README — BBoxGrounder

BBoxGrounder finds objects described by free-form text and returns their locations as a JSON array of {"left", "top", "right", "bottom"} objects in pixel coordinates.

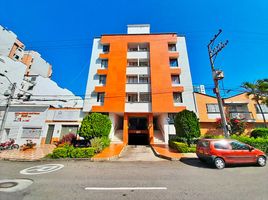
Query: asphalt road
[{"left": 0, "top": 159, "right": 267, "bottom": 200}]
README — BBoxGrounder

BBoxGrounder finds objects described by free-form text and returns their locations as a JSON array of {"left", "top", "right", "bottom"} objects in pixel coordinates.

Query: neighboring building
[
  {"left": 84, "top": 24, "right": 196, "bottom": 144},
  {"left": 195, "top": 92, "right": 268, "bottom": 135},
  {"left": 0, "top": 24, "right": 82, "bottom": 144}
]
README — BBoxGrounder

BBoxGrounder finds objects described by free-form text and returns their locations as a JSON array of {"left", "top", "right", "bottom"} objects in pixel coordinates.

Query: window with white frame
[
  {"left": 139, "top": 59, "right": 149, "bottom": 67},
  {"left": 101, "top": 59, "right": 108, "bottom": 68},
  {"left": 139, "top": 93, "right": 151, "bottom": 102},
  {"left": 128, "top": 43, "right": 149, "bottom": 52},
  {"left": 97, "top": 92, "right": 105, "bottom": 102},
  {"left": 255, "top": 104, "right": 268, "bottom": 113},
  {"left": 99, "top": 75, "right": 106, "bottom": 85},
  {"left": 127, "top": 75, "right": 138, "bottom": 83},
  {"left": 168, "top": 43, "right": 176, "bottom": 51},
  {"left": 173, "top": 92, "right": 183, "bottom": 103},
  {"left": 126, "top": 93, "right": 138, "bottom": 102},
  {"left": 171, "top": 75, "right": 180, "bottom": 84},
  {"left": 139, "top": 75, "right": 149, "bottom": 83},
  {"left": 206, "top": 104, "right": 220, "bottom": 113}
]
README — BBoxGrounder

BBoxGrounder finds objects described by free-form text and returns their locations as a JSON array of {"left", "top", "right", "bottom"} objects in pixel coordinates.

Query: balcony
[{"left": 229, "top": 112, "right": 255, "bottom": 121}]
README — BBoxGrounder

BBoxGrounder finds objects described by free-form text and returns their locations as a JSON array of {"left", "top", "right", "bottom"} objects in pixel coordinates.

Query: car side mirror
[{"left": 249, "top": 146, "right": 254, "bottom": 152}]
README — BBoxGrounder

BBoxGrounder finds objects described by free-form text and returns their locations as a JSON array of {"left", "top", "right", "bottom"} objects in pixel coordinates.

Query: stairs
[
  {"left": 153, "top": 130, "right": 165, "bottom": 144},
  {"left": 111, "top": 130, "right": 123, "bottom": 143}
]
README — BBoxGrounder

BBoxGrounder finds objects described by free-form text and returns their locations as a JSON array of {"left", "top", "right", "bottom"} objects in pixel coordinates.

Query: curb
[{"left": 150, "top": 145, "right": 180, "bottom": 161}]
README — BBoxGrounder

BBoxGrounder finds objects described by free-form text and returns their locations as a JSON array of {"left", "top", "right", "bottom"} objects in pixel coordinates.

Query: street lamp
[{"left": 0, "top": 73, "right": 16, "bottom": 142}]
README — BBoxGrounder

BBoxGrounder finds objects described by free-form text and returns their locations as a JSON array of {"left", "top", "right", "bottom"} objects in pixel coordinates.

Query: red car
[{"left": 196, "top": 138, "right": 267, "bottom": 169}]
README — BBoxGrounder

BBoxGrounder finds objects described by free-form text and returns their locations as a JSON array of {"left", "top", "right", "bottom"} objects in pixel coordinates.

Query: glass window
[
  {"left": 230, "top": 141, "right": 249, "bottom": 150},
  {"left": 197, "top": 140, "right": 210, "bottom": 148},
  {"left": 99, "top": 75, "right": 106, "bottom": 85},
  {"left": 139, "top": 59, "right": 149, "bottom": 67},
  {"left": 127, "top": 59, "right": 138, "bottom": 67},
  {"left": 255, "top": 104, "right": 268, "bottom": 113},
  {"left": 126, "top": 93, "right": 138, "bottom": 102},
  {"left": 206, "top": 104, "right": 220, "bottom": 113},
  {"left": 170, "top": 58, "right": 178, "bottom": 67},
  {"left": 103, "top": 45, "right": 110, "bottom": 53},
  {"left": 139, "top": 93, "right": 151, "bottom": 102},
  {"left": 167, "top": 113, "right": 176, "bottom": 124},
  {"left": 139, "top": 75, "right": 149, "bottom": 83},
  {"left": 213, "top": 142, "right": 230, "bottom": 150},
  {"left": 101, "top": 59, "right": 108, "bottom": 68},
  {"left": 168, "top": 43, "right": 176, "bottom": 51},
  {"left": 97, "top": 92, "right": 105, "bottom": 102},
  {"left": 171, "top": 75, "right": 180, "bottom": 84},
  {"left": 173, "top": 92, "right": 183, "bottom": 103},
  {"left": 127, "top": 75, "right": 138, "bottom": 83}
]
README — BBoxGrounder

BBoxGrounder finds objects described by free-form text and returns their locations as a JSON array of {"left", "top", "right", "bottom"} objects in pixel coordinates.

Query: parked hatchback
[{"left": 196, "top": 138, "right": 267, "bottom": 169}]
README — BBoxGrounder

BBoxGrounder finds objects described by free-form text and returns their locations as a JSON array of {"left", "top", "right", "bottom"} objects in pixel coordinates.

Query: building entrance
[{"left": 128, "top": 117, "right": 149, "bottom": 145}]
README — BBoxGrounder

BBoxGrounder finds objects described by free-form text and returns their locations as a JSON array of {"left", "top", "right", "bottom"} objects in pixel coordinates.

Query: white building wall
[
  {"left": 158, "top": 113, "right": 176, "bottom": 143},
  {"left": 176, "top": 37, "right": 196, "bottom": 113},
  {"left": 83, "top": 38, "right": 103, "bottom": 112},
  {"left": 26, "top": 51, "right": 51, "bottom": 78},
  {"left": 127, "top": 24, "right": 150, "bottom": 34},
  {"left": 0, "top": 25, "right": 17, "bottom": 56},
  {"left": 125, "top": 103, "right": 151, "bottom": 112},
  {"left": 126, "top": 67, "right": 150, "bottom": 75},
  {"left": 125, "top": 84, "right": 150, "bottom": 93},
  {"left": 127, "top": 52, "right": 149, "bottom": 59}
]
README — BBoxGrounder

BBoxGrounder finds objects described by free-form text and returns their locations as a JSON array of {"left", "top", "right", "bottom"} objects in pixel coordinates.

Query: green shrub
[
  {"left": 231, "top": 135, "right": 268, "bottom": 153},
  {"left": 174, "top": 110, "right": 200, "bottom": 146},
  {"left": 250, "top": 128, "right": 268, "bottom": 138},
  {"left": 51, "top": 147, "right": 68, "bottom": 158},
  {"left": 101, "top": 137, "right": 111, "bottom": 148},
  {"left": 169, "top": 140, "right": 196, "bottom": 153},
  {"left": 90, "top": 137, "right": 104, "bottom": 153},
  {"left": 79, "top": 113, "right": 112, "bottom": 140},
  {"left": 70, "top": 147, "right": 95, "bottom": 158}
]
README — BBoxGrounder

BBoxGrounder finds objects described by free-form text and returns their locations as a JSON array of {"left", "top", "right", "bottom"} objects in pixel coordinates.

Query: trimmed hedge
[
  {"left": 50, "top": 144, "right": 96, "bottom": 159},
  {"left": 169, "top": 140, "right": 196, "bottom": 153},
  {"left": 250, "top": 128, "right": 268, "bottom": 139},
  {"left": 231, "top": 135, "right": 268, "bottom": 154}
]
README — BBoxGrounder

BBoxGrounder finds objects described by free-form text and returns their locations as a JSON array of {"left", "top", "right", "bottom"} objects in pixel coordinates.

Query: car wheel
[
  {"left": 257, "top": 156, "right": 266, "bottom": 167},
  {"left": 12, "top": 144, "right": 19, "bottom": 149},
  {"left": 214, "top": 157, "right": 225, "bottom": 169}
]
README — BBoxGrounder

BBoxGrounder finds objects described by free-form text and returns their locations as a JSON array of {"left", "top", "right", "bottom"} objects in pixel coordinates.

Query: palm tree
[{"left": 241, "top": 79, "right": 267, "bottom": 128}]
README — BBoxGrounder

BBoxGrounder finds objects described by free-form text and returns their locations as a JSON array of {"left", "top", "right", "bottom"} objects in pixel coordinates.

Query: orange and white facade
[{"left": 84, "top": 25, "right": 196, "bottom": 145}]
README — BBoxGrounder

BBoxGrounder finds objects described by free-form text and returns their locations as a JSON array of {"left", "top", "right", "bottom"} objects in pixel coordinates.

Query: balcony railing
[{"left": 229, "top": 112, "right": 254, "bottom": 121}]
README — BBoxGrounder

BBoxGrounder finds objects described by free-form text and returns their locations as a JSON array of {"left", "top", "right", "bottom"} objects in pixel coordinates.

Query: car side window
[
  {"left": 198, "top": 141, "right": 209, "bottom": 148},
  {"left": 230, "top": 141, "right": 249, "bottom": 150},
  {"left": 213, "top": 142, "right": 230, "bottom": 150}
]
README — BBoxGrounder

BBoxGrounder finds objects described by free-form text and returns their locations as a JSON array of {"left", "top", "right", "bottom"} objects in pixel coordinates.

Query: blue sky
[{"left": 1, "top": 0, "right": 268, "bottom": 97}]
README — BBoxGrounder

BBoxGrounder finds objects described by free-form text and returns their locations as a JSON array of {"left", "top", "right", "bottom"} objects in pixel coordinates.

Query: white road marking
[
  {"left": 85, "top": 187, "right": 167, "bottom": 190},
  {"left": 20, "top": 164, "right": 64, "bottom": 175}
]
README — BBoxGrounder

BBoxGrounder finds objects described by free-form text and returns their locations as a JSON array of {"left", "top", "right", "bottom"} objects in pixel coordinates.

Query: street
[{"left": 0, "top": 159, "right": 267, "bottom": 200}]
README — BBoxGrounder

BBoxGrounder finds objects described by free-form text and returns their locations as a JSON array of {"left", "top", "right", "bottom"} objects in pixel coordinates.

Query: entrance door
[
  {"left": 128, "top": 117, "right": 149, "bottom": 145},
  {"left": 45, "top": 125, "right": 55, "bottom": 144}
]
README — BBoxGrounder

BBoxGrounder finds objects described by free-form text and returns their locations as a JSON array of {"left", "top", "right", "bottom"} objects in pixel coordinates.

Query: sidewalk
[
  {"left": 92, "top": 143, "right": 125, "bottom": 161},
  {"left": 151, "top": 144, "right": 197, "bottom": 160},
  {"left": 0, "top": 144, "right": 56, "bottom": 161}
]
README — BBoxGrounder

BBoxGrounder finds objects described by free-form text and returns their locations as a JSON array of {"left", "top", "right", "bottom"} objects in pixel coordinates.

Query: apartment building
[
  {"left": 195, "top": 92, "right": 268, "bottom": 135},
  {"left": 84, "top": 24, "right": 196, "bottom": 145}
]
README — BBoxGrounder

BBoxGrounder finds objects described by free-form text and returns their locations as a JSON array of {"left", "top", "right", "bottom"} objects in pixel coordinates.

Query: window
[
  {"left": 126, "top": 93, "right": 138, "bottom": 103},
  {"left": 139, "top": 75, "right": 149, "bottom": 83},
  {"left": 139, "top": 59, "right": 149, "bottom": 67},
  {"left": 139, "top": 93, "right": 151, "bottom": 102},
  {"left": 168, "top": 43, "right": 176, "bottom": 51},
  {"left": 171, "top": 75, "right": 180, "bottom": 84},
  {"left": 213, "top": 141, "right": 230, "bottom": 150},
  {"left": 170, "top": 58, "right": 178, "bottom": 67},
  {"left": 230, "top": 141, "right": 249, "bottom": 150},
  {"left": 14, "top": 55, "right": 20, "bottom": 60},
  {"left": 127, "top": 59, "right": 138, "bottom": 67},
  {"left": 99, "top": 75, "right": 106, "bottom": 85},
  {"left": 101, "top": 59, "right": 108, "bottom": 68},
  {"left": 206, "top": 104, "right": 220, "bottom": 113},
  {"left": 31, "top": 76, "right": 37, "bottom": 81},
  {"left": 127, "top": 75, "right": 138, "bottom": 83},
  {"left": 102, "top": 44, "right": 110, "bottom": 53},
  {"left": 167, "top": 113, "right": 176, "bottom": 124},
  {"left": 255, "top": 104, "right": 268, "bottom": 113},
  {"left": 97, "top": 92, "right": 105, "bottom": 102},
  {"left": 28, "top": 85, "right": 34, "bottom": 91},
  {"left": 173, "top": 92, "right": 183, "bottom": 103},
  {"left": 128, "top": 43, "right": 149, "bottom": 52}
]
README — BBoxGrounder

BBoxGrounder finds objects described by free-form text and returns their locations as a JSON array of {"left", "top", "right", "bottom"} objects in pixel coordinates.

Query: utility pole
[
  {"left": 207, "top": 29, "right": 230, "bottom": 138},
  {"left": 0, "top": 74, "right": 16, "bottom": 141}
]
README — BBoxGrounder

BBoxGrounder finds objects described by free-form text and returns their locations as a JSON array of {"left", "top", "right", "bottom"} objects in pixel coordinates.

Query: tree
[
  {"left": 174, "top": 110, "right": 201, "bottom": 146},
  {"left": 242, "top": 79, "right": 268, "bottom": 128},
  {"left": 79, "top": 113, "right": 112, "bottom": 140}
]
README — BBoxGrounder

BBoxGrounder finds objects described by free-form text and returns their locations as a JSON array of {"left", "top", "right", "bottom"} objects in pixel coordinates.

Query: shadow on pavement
[{"left": 180, "top": 158, "right": 214, "bottom": 169}]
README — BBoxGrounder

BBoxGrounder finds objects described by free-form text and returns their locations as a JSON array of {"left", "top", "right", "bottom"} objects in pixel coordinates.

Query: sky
[{"left": 1, "top": 0, "right": 268, "bottom": 98}]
